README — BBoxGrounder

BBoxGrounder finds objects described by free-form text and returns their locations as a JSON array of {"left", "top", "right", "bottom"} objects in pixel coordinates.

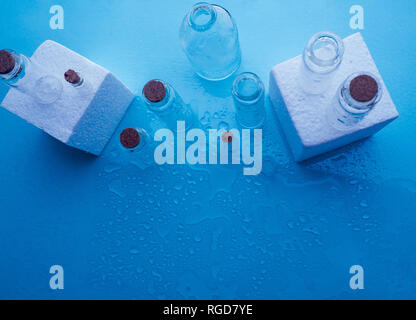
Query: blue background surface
[{"left": 0, "top": 0, "right": 416, "bottom": 299}]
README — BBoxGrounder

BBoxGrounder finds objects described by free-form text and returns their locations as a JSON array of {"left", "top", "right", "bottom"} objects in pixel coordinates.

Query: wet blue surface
[{"left": 1, "top": 0, "right": 416, "bottom": 299}]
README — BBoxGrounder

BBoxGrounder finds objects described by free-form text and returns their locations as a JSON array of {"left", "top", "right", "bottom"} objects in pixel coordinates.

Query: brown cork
[
  {"left": 143, "top": 80, "right": 166, "bottom": 103},
  {"left": 120, "top": 128, "right": 141, "bottom": 149},
  {"left": 349, "top": 75, "right": 378, "bottom": 103},
  {"left": 222, "top": 131, "right": 233, "bottom": 143},
  {"left": 0, "top": 50, "right": 15, "bottom": 74},
  {"left": 64, "top": 69, "right": 81, "bottom": 84}
]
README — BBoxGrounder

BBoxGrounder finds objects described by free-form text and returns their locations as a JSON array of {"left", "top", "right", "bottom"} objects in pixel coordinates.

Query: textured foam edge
[{"left": 34, "top": 40, "right": 109, "bottom": 75}]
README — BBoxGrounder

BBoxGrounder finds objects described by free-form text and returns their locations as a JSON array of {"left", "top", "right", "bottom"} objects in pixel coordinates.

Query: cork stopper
[
  {"left": 64, "top": 69, "right": 81, "bottom": 84},
  {"left": 222, "top": 131, "right": 234, "bottom": 143},
  {"left": 120, "top": 128, "right": 141, "bottom": 149},
  {"left": 0, "top": 50, "right": 15, "bottom": 75},
  {"left": 349, "top": 75, "right": 379, "bottom": 103},
  {"left": 143, "top": 80, "right": 166, "bottom": 103}
]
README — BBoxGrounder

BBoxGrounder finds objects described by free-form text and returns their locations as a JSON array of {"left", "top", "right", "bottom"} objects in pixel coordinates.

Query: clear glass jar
[
  {"left": 328, "top": 72, "right": 382, "bottom": 129},
  {"left": 299, "top": 31, "right": 344, "bottom": 94},
  {"left": 179, "top": 2, "right": 241, "bottom": 81},
  {"left": 142, "top": 79, "right": 196, "bottom": 131},
  {"left": 232, "top": 72, "right": 266, "bottom": 129},
  {"left": 0, "top": 49, "right": 63, "bottom": 104}
]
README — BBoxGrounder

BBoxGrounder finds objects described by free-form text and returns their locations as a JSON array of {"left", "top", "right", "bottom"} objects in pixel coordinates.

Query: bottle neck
[
  {"left": 188, "top": 2, "right": 217, "bottom": 32},
  {"left": 303, "top": 32, "right": 344, "bottom": 75},
  {"left": 232, "top": 72, "right": 265, "bottom": 105}
]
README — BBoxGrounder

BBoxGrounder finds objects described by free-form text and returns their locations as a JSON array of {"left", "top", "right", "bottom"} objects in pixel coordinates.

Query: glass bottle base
[{"left": 195, "top": 58, "right": 241, "bottom": 82}]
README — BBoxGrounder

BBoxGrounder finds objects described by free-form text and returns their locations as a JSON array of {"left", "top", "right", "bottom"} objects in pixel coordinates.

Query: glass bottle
[
  {"left": 64, "top": 69, "right": 92, "bottom": 97},
  {"left": 119, "top": 127, "right": 155, "bottom": 169},
  {"left": 142, "top": 79, "right": 196, "bottom": 131},
  {"left": 328, "top": 72, "right": 382, "bottom": 129},
  {"left": 0, "top": 49, "right": 63, "bottom": 104},
  {"left": 299, "top": 31, "right": 344, "bottom": 95},
  {"left": 179, "top": 2, "right": 241, "bottom": 81},
  {"left": 232, "top": 72, "right": 266, "bottom": 129}
]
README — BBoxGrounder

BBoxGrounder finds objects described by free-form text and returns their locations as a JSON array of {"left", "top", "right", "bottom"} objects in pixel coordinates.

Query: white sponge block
[
  {"left": 1, "top": 40, "right": 134, "bottom": 155},
  {"left": 269, "top": 33, "right": 399, "bottom": 162}
]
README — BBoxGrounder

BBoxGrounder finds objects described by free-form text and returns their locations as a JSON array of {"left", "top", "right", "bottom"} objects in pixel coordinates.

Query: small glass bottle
[
  {"left": 0, "top": 49, "right": 63, "bottom": 104},
  {"left": 142, "top": 79, "right": 196, "bottom": 131},
  {"left": 120, "top": 127, "right": 154, "bottom": 169},
  {"left": 64, "top": 69, "right": 92, "bottom": 96},
  {"left": 328, "top": 72, "right": 382, "bottom": 129},
  {"left": 232, "top": 72, "right": 266, "bottom": 129},
  {"left": 299, "top": 31, "right": 344, "bottom": 95},
  {"left": 179, "top": 2, "right": 241, "bottom": 81}
]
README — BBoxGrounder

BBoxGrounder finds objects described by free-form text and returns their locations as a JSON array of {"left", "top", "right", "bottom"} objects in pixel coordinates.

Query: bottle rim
[
  {"left": 303, "top": 31, "right": 345, "bottom": 73},
  {"left": 232, "top": 72, "right": 264, "bottom": 103},
  {"left": 188, "top": 2, "right": 217, "bottom": 31}
]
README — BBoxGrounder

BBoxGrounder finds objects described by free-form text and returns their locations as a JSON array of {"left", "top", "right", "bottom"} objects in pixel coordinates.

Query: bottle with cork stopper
[
  {"left": 0, "top": 49, "right": 63, "bottom": 104},
  {"left": 119, "top": 127, "right": 155, "bottom": 169},
  {"left": 142, "top": 79, "right": 196, "bottom": 131},
  {"left": 299, "top": 31, "right": 345, "bottom": 95},
  {"left": 64, "top": 69, "right": 92, "bottom": 96},
  {"left": 328, "top": 72, "right": 382, "bottom": 129}
]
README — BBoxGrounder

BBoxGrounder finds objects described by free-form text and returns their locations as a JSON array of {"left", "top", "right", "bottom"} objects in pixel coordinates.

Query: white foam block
[
  {"left": 269, "top": 33, "right": 399, "bottom": 162},
  {"left": 1, "top": 40, "right": 134, "bottom": 155}
]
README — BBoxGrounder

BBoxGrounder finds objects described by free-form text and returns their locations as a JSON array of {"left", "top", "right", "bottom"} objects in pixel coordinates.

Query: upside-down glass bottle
[
  {"left": 0, "top": 49, "right": 63, "bottom": 104},
  {"left": 299, "top": 31, "right": 344, "bottom": 95},
  {"left": 142, "top": 79, "right": 196, "bottom": 131},
  {"left": 232, "top": 72, "right": 266, "bottom": 129},
  {"left": 328, "top": 72, "right": 383, "bottom": 129},
  {"left": 179, "top": 2, "right": 241, "bottom": 81}
]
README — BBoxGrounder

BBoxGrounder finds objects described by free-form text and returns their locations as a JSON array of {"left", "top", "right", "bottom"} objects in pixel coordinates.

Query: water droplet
[
  {"left": 130, "top": 248, "right": 139, "bottom": 255},
  {"left": 108, "top": 179, "right": 126, "bottom": 198}
]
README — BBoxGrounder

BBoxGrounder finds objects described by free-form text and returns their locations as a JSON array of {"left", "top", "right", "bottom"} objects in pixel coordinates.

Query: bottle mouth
[
  {"left": 304, "top": 31, "right": 344, "bottom": 72},
  {"left": 188, "top": 2, "right": 217, "bottom": 31},
  {"left": 232, "top": 72, "right": 264, "bottom": 103}
]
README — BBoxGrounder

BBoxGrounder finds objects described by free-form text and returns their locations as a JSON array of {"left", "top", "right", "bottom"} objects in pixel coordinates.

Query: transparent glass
[
  {"left": 328, "top": 72, "right": 383, "bottom": 130},
  {"left": 0, "top": 50, "right": 63, "bottom": 104},
  {"left": 179, "top": 2, "right": 241, "bottom": 81},
  {"left": 299, "top": 31, "right": 344, "bottom": 94},
  {"left": 142, "top": 80, "right": 196, "bottom": 131},
  {"left": 232, "top": 72, "right": 266, "bottom": 129}
]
